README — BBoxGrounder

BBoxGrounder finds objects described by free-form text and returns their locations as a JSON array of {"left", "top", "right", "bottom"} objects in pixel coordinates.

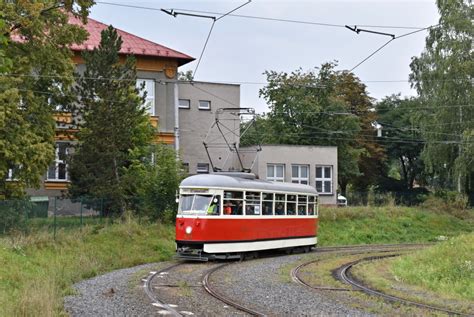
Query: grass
[
  {"left": 286, "top": 251, "right": 432, "bottom": 316},
  {"left": 0, "top": 219, "right": 175, "bottom": 316},
  {"left": 391, "top": 233, "right": 474, "bottom": 301},
  {"left": 352, "top": 254, "right": 473, "bottom": 314},
  {"left": 0, "top": 205, "right": 472, "bottom": 316},
  {"left": 318, "top": 205, "right": 473, "bottom": 246}
]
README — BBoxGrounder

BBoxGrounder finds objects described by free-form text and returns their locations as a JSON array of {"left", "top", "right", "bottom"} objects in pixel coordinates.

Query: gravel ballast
[
  {"left": 64, "top": 263, "right": 170, "bottom": 316},
  {"left": 64, "top": 252, "right": 377, "bottom": 316},
  {"left": 208, "top": 253, "right": 375, "bottom": 316}
]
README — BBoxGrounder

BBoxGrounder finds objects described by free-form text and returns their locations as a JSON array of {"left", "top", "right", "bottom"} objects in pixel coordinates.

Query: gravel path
[
  {"left": 209, "top": 252, "right": 376, "bottom": 316},
  {"left": 150, "top": 262, "right": 247, "bottom": 316},
  {"left": 64, "top": 262, "right": 170, "bottom": 316},
  {"left": 64, "top": 253, "right": 376, "bottom": 316}
]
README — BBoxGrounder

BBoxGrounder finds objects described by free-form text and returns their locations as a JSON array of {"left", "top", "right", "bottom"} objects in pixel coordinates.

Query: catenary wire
[
  {"left": 11, "top": 86, "right": 473, "bottom": 130},
  {"left": 186, "top": 1, "right": 251, "bottom": 77},
  {"left": 349, "top": 26, "right": 437, "bottom": 72},
  {"left": 2, "top": 73, "right": 472, "bottom": 85},
  {"left": 94, "top": 1, "right": 427, "bottom": 30}
]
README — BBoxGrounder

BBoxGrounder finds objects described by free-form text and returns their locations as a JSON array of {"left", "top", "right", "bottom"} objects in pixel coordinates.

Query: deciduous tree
[
  {"left": 409, "top": 0, "right": 473, "bottom": 196},
  {"left": 0, "top": 1, "right": 92, "bottom": 199},
  {"left": 244, "top": 62, "right": 367, "bottom": 194},
  {"left": 376, "top": 95, "right": 425, "bottom": 190}
]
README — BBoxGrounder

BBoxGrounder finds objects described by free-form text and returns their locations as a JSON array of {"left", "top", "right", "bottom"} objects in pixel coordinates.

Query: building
[
  {"left": 178, "top": 81, "right": 241, "bottom": 175},
  {"left": 27, "top": 16, "right": 194, "bottom": 200},
  {"left": 23, "top": 16, "right": 339, "bottom": 207},
  {"left": 240, "top": 145, "right": 338, "bottom": 205}
]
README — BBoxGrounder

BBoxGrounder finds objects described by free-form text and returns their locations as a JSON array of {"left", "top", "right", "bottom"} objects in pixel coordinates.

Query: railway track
[
  {"left": 145, "top": 243, "right": 457, "bottom": 316},
  {"left": 202, "top": 263, "right": 267, "bottom": 317},
  {"left": 337, "top": 255, "right": 471, "bottom": 317},
  {"left": 315, "top": 242, "right": 433, "bottom": 254},
  {"left": 292, "top": 245, "right": 470, "bottom": 316},
  {"left": 143, "top": 263, "right": 185, "bottom": 316},
  {"left": 145, "top": 261, "right": 265, "bottom": 316}
]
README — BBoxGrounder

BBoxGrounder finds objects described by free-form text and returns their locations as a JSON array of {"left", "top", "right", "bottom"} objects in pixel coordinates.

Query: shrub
[{"left": 127, "top": 144, "right": 184, "bottom": 220}]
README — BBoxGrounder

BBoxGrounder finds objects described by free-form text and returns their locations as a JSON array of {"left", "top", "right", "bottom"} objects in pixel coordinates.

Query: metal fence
[{"left": 0, "top": 197, "right": 110, "bottom": 237}]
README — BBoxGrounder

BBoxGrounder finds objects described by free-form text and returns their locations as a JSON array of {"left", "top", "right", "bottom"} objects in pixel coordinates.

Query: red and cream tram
[{"left": 175, "top": 172, "right": 318, "bottom": 260}]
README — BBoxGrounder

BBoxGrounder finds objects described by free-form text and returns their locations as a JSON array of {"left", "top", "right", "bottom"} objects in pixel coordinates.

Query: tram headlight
[{"left": 185, "top": 226, "right": 192, "bottom": 234}]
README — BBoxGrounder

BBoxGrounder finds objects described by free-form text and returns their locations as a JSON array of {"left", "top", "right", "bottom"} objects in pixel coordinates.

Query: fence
[
  {"left": 343, "top": 190, "right": 429, "bottom": 207},
  {"left": 0, "top": 197, "right": 111, "bottom": 237}
]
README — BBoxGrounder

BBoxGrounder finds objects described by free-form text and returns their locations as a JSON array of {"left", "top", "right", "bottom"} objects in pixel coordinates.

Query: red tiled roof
[{"left": 69, "top": 15, "right": 194, "bottom": 66}]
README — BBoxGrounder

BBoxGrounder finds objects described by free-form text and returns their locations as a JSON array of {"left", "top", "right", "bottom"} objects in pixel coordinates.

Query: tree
[
  {"left": 332, "top": 71, "right": 385, "bottom": 193},
  {"left": 0, "top": 1, "right": 92, "bottom": 199},
  {"left": 68, "top": 26, "right": 154, "bottom": 214},
  {"left": 243, "top": 62, "right": 367, "bottom": 195},
  {"left": 126, "top": 144, "right": 185, "bottom": 220},
  {"left": 376, "top": 95, "right": 425, "bottom": 190},
  {"left": 409, "top": 0, "right": 473, "bottom": 196},
  {"left": 178, "top": 70, "right": 194, "bottom": 81}
]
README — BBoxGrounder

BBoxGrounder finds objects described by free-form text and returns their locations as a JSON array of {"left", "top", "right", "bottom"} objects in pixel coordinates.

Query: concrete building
[
  {"left": 178, "top": 81, "right": 241, "bottom": 175},
  {"left": 240, "top": 145, "right": 338, "bottom": 205}
]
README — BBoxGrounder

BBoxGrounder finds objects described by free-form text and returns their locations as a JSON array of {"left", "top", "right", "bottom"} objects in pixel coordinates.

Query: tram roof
[{"left": 180, "top": 174, "right": 318, "bottom": 195}]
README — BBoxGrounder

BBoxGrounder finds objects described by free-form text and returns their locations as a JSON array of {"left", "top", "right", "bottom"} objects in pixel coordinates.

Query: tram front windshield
[{"left": 179, "top": 194, "right": 214, "bottom": 215}]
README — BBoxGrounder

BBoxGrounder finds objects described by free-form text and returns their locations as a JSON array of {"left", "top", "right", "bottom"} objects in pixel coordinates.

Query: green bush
[{"left": 127, "top": 144, "right": 184, "bottom": 220}]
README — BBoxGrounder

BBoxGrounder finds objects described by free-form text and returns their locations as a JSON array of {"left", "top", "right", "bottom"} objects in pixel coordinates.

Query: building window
[
  {"left": 291, "top": 165, "right": 309, "bottom": 184},
  {"left": 47, "top": 143, "right": 69, "bottom": 181},
  {"left": 267, "top": 164, "right": 285, "bottom": 182},
  {"left": 179, "top": 99, "right": 190, "bottom": 109},
  {"left": 316, "top": 165, "right": 332, "bottom": 194},
  {"left": 196, "top": 163, "right": 209, "bottom": 174},
  {"left": 198, "top": 100, "right": 211, "bottom": 110},
  {"left": 136, "top": 79, "right": 155, "bottom": 116}
]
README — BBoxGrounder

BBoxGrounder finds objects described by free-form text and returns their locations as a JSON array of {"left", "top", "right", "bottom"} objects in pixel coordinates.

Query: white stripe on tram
[{"left": 203, "top": 237, "right": 317, "bottom": 253}]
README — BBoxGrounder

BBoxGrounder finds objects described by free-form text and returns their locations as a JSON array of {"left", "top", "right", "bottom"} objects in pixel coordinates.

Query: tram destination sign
[{"left": 182, "top": 188, "right": 210, "bottom": 193}]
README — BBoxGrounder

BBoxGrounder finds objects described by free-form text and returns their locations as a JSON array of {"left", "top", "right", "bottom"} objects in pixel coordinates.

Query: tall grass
[
  {"left": 318, "top": 205, "right": 473, "bottom": 246},
  {"left": 391, "top": 233, "right": 474, "bottom": 300},
  {"left": 0, "top": 219, "right": 175, "bottom": 316}
]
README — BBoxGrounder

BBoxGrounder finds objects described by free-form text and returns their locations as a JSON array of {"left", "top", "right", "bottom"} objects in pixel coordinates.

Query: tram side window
[
  {"left": 298, "top": 195, "right": 307, "bottom": 215},
  {"left": 287, "top": 194, "right": 296, "bottom": 215},
  {"left": 223, "top": 191, "right": 243, "bottom": 215},
  {"left": 275, "top": 194, "right": 285, "bottom": 215},
  {"left": 308, "top": 196, "right": 316, "bottom": 215},
  {"left": 245, "top": 191, "right": 261, "bottom": 215},
  {"left": 262, "top": 193, "right": 273, "bottom": 215}
]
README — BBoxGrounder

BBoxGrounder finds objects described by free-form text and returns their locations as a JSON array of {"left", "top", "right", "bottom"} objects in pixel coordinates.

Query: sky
[{"left": 89, "top": 0, "right": 440, "bottom": 114}]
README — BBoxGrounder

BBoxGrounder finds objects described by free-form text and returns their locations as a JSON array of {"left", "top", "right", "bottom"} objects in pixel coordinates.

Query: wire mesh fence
[{"left": 0, "top": 197, "right": 110, "bottom": 237}]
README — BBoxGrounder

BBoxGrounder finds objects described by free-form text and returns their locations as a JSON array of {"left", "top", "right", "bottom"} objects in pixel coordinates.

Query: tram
[{"left": 175, "top": 172, "right": 319, "bottom": 260}]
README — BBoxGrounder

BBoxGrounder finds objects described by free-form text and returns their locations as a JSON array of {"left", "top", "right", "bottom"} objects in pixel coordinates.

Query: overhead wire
[
  {"left": 2, "top": 73, "right": 471, "bottom": 85},
  {"left": 94, "top": 1, "right": 426, "bottom": 30},
  {"left": 187, "top": 1, "right": 251, "bottom": 77},
  {"left": 349, "top": 25, "right": 437, "bottom": 72},
  {"left": 11, "top": 85, "right": 472, "bottom": 145}
]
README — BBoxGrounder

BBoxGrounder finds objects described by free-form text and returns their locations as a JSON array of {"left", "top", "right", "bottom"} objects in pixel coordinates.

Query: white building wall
[{"left": 240, "top": 145, "right": 338, "bottom": 205}]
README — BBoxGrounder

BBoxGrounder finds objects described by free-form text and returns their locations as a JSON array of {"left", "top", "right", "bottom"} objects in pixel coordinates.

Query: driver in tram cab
[{"left": 207, "top": 196, "right": 220, "bottom": 215}]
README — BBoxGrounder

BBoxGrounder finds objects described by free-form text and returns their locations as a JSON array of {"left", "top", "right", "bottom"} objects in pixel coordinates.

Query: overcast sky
[{"left": 90, "top": 0, "right": 440, "bottom": 113}]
